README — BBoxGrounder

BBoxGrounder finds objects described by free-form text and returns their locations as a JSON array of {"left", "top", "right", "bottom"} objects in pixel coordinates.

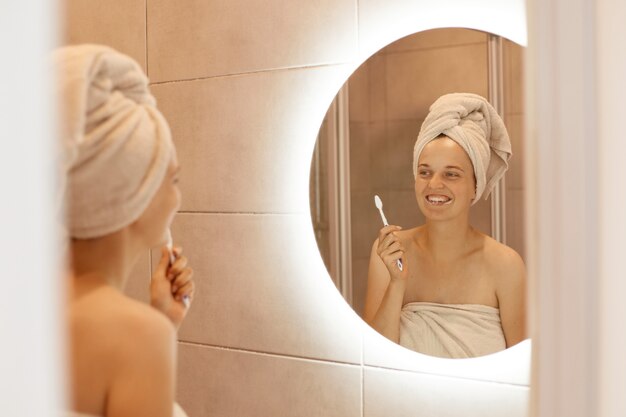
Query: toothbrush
[
  {"left": 374, "top": 195, "right": 403, "bottom": 272},
  {"left": 166, "top": 230, "right": 191, "bottom": 308}
]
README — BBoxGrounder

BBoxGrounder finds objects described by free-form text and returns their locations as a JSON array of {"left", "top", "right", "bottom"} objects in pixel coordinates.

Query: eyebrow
[{"left": 418, "top": 163, "right": 465, "bottom": 172}]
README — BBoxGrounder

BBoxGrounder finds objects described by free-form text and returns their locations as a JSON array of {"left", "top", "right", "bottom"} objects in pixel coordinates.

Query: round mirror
[{"left": 310, "top": 27, "right": 527, "bottom": 358}]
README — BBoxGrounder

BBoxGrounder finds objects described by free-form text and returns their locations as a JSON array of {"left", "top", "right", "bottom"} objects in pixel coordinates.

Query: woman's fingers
[
  {"left": 384, "top": 251, "right": 404, "bottom": 272},
  {"left": 382, "top": 233, "right": 395, "bottom": 248},
  {"left": 377, "top": 225, "right": 402, "bottom": 245},
  {"left": 154, "top": 247, "right": 171, "bottom": 278},
  {"left": 381, "top": 241, "right": 404, "bottom": 262},
  {"left": 377, "top": 234, "right": 401, "bottom": 255},
  {"left": 376, "top": 225, "right": 406, "bottom": 276},
  {"left": 381, "top": 241, "right": 402, "bottom": 255},
  {"left": 167, "top": 255, "right": 189, "bottom": 280},
  {"left": 174, "top": 279, "right": 195, "bottom": 302},
  {"left": 171, "top": 267, "right": 193, "bottom": 293},
  {"left": 377, "top": 225, "right": 402, "bottom": 239},
  {"left": 376, "top": 227, "right": 402, "bottom": 254}
]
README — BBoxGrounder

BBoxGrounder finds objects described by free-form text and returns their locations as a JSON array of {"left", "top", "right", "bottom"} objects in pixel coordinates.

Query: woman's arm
[
  {"left": 496, "top": 248, "right": 527, "bottom": 347},
  {"left": 363, "top": 226, "right": 409, "bottom": 343}
]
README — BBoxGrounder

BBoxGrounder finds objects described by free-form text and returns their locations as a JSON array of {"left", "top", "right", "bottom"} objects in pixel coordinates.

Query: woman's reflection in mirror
[{"left": 363, "top": 93, "right": 526, "bottom": 359}]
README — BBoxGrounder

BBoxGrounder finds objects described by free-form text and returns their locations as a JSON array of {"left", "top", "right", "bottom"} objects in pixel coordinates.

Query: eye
[
  {"left": 418, "top": 170, "right": 431, "bottom": 178},
  {"left": 445, "top": 172, "right": 460, "bottom": 178}
]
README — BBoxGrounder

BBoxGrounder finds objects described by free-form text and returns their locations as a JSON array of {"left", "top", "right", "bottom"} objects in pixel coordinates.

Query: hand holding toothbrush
[
  {"left": 150, "top": 233, "right": 195, "bottom": 329},
  {"left": 166, "top": 230, "right": 191, "bottom": 310},
  {"left": 374, "top": 195, "right": 407, "bottom": 280}
]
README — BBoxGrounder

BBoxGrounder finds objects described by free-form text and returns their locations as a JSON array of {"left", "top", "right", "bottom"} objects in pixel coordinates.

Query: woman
[
  {"left": 55, "top": 45, "right": 195, "bottom": 416},
  {"left": 363, "top": 93, "right": 526, "bottom": 359}
]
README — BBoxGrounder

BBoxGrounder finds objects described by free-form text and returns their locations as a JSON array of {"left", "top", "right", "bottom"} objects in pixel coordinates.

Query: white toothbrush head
[
  {"left": 374, "top": 195, "right": 383, "bottom": 209},
  {"left": 373, "top": 194, "right": 402, "bottom": 271},
  {"left": 374, "top": 195, "right": 389, "bottom": 226}
]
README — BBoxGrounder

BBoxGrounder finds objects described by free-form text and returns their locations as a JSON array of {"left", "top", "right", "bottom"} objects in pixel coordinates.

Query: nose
[{"left": 428, "top": 172, "right": 445, "bottom": 189}]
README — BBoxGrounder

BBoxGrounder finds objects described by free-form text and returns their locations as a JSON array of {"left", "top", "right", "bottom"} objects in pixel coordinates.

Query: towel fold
[
  {"left": 400, "top": 302, "right": 506, "bottom": 358},
  {"left": 53, "top": 44, "right": 174, "bottom": 238},
  {"left": 412, "top": 93, "right": 512, "bottom": 204}
]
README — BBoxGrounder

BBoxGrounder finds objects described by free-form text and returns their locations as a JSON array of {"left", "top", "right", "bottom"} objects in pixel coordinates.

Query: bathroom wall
[{"left": 63, "top": 1, "right": 529, "bottom": 416}]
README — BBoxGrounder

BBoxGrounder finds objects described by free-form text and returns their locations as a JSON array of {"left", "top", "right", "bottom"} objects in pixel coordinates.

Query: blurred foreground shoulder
[
  {"left": 115, "top": 294, "right": 177, "bottom": 357},
  {"left": 105, "top": 293, "right": 177, "bottom": 417}
]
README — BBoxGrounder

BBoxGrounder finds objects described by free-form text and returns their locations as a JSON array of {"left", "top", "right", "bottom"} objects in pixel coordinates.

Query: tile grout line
[
  {"left": 382, "top": 40, "right": 490, "bottom": 56},
  {"left": 149, "top": 61, "right": 351, "bottom": 86},
  {"left": 178, "top": 340, "right": 362, "bottom": 368},
  {"left": 360, "top": 362, "right": 530, "bottom": 388},
  {"left": 179, "top": 340, "right": 526, "bottom": 385},
  {"left": 177, "top": 341, "right": 527, "bottom": 388}
]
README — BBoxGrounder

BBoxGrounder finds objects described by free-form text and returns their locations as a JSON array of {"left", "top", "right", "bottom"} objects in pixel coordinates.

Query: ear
[{"left": 471, "top": 174, "right": 477, "bottom": 199}]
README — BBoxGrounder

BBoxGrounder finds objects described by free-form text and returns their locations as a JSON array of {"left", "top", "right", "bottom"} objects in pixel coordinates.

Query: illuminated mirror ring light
[{"left": 303, "top": 2, "right": 530, "bottom": 385}]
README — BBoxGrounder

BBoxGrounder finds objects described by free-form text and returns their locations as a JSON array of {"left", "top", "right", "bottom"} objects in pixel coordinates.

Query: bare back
[{"left": 68, "top": 284, "right": 176, "bottom": 417}]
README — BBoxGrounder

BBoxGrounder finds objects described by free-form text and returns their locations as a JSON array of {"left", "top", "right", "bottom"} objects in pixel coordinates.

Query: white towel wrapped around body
[
  {"left": 53, "top": 44, "right": 174, "bottom": 239},
  {"left": 399, "top": 302, "right": 506, "bottom": 358},
  {"left": 413, "top": 93, "right": 512, "bottom": 204}
]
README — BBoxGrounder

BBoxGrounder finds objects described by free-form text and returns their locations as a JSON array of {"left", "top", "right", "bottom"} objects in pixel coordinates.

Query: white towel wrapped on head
[
  {"left": 413, "top": 93, "right": 512, "bottom": 204},
  {"left": 53, "top": 44, "right": 174, "bottom": 239}
]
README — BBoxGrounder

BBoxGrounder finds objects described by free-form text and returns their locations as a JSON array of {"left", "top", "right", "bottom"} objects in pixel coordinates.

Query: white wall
[
  {"left": 597, "top": 1, "right": 626, "bottom": 415},
  {"left": 527, "top": 0, "right": 626, "bottom": 416},
  {"left": 0, "top": 1, "right": 64, "bottom": 416}
]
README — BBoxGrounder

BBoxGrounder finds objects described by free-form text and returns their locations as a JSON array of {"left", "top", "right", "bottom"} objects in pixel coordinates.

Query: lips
[{"left": 425, "top": 194, "right": 452, "bottom": 205}]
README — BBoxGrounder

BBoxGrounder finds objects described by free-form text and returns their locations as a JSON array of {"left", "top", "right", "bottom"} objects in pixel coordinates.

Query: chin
[{"left": 150, "top": 230, "right": 169, "bottom": 249}]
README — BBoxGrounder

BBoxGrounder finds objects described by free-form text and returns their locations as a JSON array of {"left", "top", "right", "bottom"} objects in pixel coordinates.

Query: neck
[
  {"left": 419, "top": 215, "right": 474, "bottom": 260},
  {"left": 69, "top": 228, "right": 141, "bottom": 297}
]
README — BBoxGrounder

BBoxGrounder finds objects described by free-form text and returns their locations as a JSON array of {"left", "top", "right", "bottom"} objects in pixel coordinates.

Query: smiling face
[{"left": 415, "top": 136, "right": 476, "bottom": 221}]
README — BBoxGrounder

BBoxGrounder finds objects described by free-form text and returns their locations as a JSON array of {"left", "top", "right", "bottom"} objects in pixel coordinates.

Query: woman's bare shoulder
[
  {"left": 70, "top": 286, "right": 175, "bottom": 352},
  {"left": 478, "top": 233, "right": 526, "bottom": 280}
]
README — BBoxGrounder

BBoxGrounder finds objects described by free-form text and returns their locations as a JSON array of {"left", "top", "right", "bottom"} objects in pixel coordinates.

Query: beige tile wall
[
  {"left": 363, "top": 367, "right": 529, "bottom": 417},
  {"left": 62, "top": 0, "right": 147, "bottom": 69},
  {"left": 62, "top": 1, "right": 528, "bottom": 416}
]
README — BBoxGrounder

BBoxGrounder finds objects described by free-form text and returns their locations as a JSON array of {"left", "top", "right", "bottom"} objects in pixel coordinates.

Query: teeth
[{"left": 426, "top": 195, "right": 451, "bottom": 204}]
